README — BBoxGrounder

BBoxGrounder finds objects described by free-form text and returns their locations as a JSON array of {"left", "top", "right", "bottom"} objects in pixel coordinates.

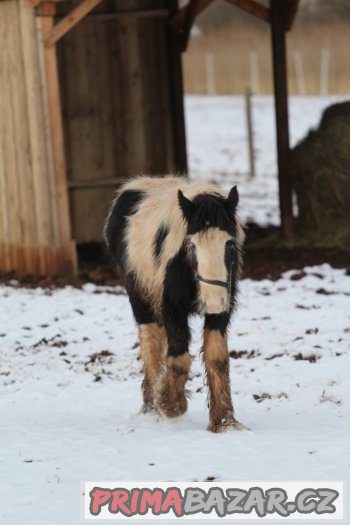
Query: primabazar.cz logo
[{"left": 83, "top": 481, "right": 343, "bottom": 520}]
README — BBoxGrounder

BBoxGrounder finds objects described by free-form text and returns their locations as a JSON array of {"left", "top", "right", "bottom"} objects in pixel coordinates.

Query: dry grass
[{"left": 183, "top": 20, "right": 350, "bottom": 95}]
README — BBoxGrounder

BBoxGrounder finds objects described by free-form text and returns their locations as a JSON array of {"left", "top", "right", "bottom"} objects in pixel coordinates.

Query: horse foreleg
[
  {"left": 203, "top": 316, "right": 246, "bottom": 432},
  {"left": 155, "top": 309, "right": 191, "bottom": 418},
  {"left": 139, "top": 323, "right": 166, "bottom": 413}
]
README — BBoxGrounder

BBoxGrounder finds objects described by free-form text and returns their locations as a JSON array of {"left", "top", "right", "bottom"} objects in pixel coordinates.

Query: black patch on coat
[
  {"left": 179, "top": 192, "right": 238, "bottom": 236},
  {"left": 125, "top": 271, "right": 156, "bottom": 325},
  {"left": 162, "top": 245, "right": 197, "bottom": 356},
  {"left": 104, "top": 189, "right": 145, "bottom": 267},
  {"left": 154, "top": 224, "right": 169, "bottom": 262},
  {"left": 204, "top": 313, "right": 231, "bottom": 335},
  {"left": 224, "top": 238, "right": 240, "bottom": 302}
]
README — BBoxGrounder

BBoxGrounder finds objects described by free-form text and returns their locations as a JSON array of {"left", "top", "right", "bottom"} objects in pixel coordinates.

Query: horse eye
[
  {"left": 225, "top": 239, "right": 236, "bottom": 250},
  {"left": 188, "top": 242, "right": 196, "bottom": 253}
]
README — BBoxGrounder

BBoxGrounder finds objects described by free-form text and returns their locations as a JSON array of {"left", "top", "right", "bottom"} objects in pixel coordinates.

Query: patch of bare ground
[{"left": 1, "top": 232, "right": 349, "bottom": 287}]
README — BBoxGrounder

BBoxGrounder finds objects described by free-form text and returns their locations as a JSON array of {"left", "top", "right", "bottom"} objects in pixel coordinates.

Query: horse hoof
[
  {"left": 140, "top": 402, "right": 158, "bottom": 415},
  {"left": 208, "top": 419, "right": 250, "bottom": 433},
  {"left": 157, "top": 397, "right": 188, "bottom": 418}
]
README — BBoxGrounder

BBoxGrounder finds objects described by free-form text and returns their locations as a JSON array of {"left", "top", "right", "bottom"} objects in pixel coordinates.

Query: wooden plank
[
  {"left": 167, "top": 0, "right": 188, "bottom": 173},
  {"left": 68, "top": 178, "right": 127, "bottom": 190},
  {"left": 36, "top": 2, "right": 57, "bottom": 16},
  {"left": 0, "top": 6, "right": 12, "bottom": 272},
  {"left": 2, "top": 2, "right": 23, "bottom": 272},
  {"left": 11, "top": 0, "right": 43, "bottom": 275},
  {"left": 170, "top": 0, "right": 213, "bottom": 32},
  {"left": 180, "top": 0, "right": 201, "bottom": 51},
  {"left": 139, "top": 16, "right": 174, "bottom": 173},
  {"left": 43, "top": 0, "right": 104, "bottom": 47},
  {"left": 270, "top": 0, "right": 293, "bottom": 237},
  {"left": 20, "top": 0, "right": 56, "bottom": 274},
  {"left": 38, "top": 15, "right": 77, "bottom": 273},
  {"left": 36, "top": 14, "right": 62, "bottom": 274},
  {"left": 107, "top": 17, "right": 129, "bottom": 182},
  {"left": 56, "top": 8, "right": 169, "bottom": 19},
  {"left": 25, "top": 0, "right": 42, "bottom": 7},
  {"left": 95, "top": 20, "right": 116, "bottom": 183},
  {"left": 286, "top": 0, "right": 299, "bottom": 31},
  {"left": 225, "top": 0, "right": 270, "bottom": 23}
]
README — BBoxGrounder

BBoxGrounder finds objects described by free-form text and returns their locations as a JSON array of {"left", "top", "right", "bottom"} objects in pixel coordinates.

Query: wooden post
[
  {"left": 38, "top": 14, "right": 77, "bottom": 274},
  {"left": 167, "top": 0, "right": 188, "bottom": 174},
  {"left": 270, "top": 0, "right": 293, "bottom": 237},
  {"left": 245, "top": 89, "right": 255, "bottom": 178}
]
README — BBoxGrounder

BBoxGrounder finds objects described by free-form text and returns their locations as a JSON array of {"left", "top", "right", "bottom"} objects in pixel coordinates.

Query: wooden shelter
[{"left": 0, "top": 0, "right": 298, "bottom": 276}]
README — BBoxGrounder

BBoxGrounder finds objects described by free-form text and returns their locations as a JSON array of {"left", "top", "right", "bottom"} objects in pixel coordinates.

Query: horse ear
[
  {"left": 178, "top": 190, "right": 194, "bottom": 221},
  {"left": 227, "top": 186, "right": 239, "bottom": 208}
]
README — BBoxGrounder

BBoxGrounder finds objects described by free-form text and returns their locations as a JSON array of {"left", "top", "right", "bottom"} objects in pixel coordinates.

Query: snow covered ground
[
  {"left": 1, "top": 96, "right": 349, "bottom": 524},
  {"left": 186, "top": 95, "right": 348, "bottom": 225},
  {"left": 1, "top": 266, "right": 349, "bottom": 524}
]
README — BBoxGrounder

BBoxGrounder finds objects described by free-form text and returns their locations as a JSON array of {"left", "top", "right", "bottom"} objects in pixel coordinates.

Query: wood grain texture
[
  {"left": 57, "top": 2, "right": 182, "bottom": 242},
  {"left": 0, "top": 2, "right": 76, "bottom": 275},
  {"left": 43, "top": 0, "right": 104, "bottom": 46}
]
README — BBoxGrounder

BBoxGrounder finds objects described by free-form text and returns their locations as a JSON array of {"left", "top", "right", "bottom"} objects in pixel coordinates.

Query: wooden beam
[
  {"left": 25, "top": 0, "right": 43, "bottom": 7},
  {"left": 167, "top": 0, "right": 188, "bottom": 173},
  {"left": 43, "top": 0, "right": 103, "bottom": 47},
  {"left": 286, "top": 0, "right": 299, "bottom": 31},
  {"left": 36, "top": 2, "right": 57, "bottom": 16},
  {"left": 38, "top": 15, "right": 77, "bottom": 273},
  {"left": 181, "top": 0, "right": 201, "bottom": 51},
  {"left": 52, "top": 8, "right": 169, "bottom": 21},
  {"left": 68, "top": 178, "right": 126, "bottom": 190},
  {"left": 270, "top": 0, "right": 294, "bottom": 237},
  {"left": 170, "top": 0, "right": 270, "bottom": 38},
  {"left": 170, "top": 0, "right": 214, "bottom": 32},
  {"left": 224, "top": 0, "right": 270, "bottom": 23}
]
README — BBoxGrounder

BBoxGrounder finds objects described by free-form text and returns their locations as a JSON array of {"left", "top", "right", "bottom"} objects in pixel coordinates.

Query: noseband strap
[{"left": 196, "top": 274, "right": 228, "bottom": 289}]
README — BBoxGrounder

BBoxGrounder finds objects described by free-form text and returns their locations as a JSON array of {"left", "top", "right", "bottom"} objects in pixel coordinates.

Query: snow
[
  {"left": 186, "top": 95, "right": 348, "bottom": 225},
  {"left": 1, "top": 96, "right": 349, "bottom": 524},
  {"left": 1, "top": 265, "right": 349, "bottom": 524}
]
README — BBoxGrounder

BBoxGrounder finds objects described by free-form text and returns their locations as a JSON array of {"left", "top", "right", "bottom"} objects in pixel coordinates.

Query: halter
[
  {"left": 194, "top": 261, "right": 234, "bottom": 297},
  {"left": 188, "top": 238, "right": 238, "bottom": 301},
  {"left": 195, "top": 274, "right": 228, "bottom": 289}
]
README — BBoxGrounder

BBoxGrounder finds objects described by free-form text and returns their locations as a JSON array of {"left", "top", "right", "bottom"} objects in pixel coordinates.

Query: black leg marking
[
  {"left": 204, "top": 312, "right": 231, "bottom": 335},
  {"left": 125, "top": 272, "right": 155, "bottom": 325}
]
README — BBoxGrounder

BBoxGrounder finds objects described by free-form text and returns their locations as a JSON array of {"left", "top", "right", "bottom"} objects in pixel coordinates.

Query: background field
[{"left": 183, "top": 1, "right": 350, "bottom": 95}]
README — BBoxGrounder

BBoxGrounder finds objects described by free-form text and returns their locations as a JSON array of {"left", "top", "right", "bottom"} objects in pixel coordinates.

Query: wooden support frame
[
  {"left": 43, "top": 0, "right": 104, "bottom": 47},
  {"left": 286, "top": 0, "right": 300, "bottom": 31},
  {"left": 170, "top": 0, "right": 298, "bottom": 39},
  {"left": 38, "top": 14, "right": 77, "bottom": 273},
  {"left": 270, "top": 0, "right": 294, "bottom": 237},
  {"left": 170, "top": 0, "right": 213, "bottom": 32},
  {"left": 225, "top": 0, "right": 269, "bottom": 22},
  {"left": 167, "top": 0, "right": 188, "bottom": 173},
  {"left": 180, "top": 0, "right": 202, "bottom": 51}
]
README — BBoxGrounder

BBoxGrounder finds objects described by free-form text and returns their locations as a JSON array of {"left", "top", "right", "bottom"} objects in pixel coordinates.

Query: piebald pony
[{"left": 105, "top": 176, "right": 246, "bottom": 432}]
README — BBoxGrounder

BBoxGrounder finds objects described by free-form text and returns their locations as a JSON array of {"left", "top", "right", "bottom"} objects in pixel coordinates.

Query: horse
[{"left": 104, "top": 176, "right": 246, "bottom": 432}]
